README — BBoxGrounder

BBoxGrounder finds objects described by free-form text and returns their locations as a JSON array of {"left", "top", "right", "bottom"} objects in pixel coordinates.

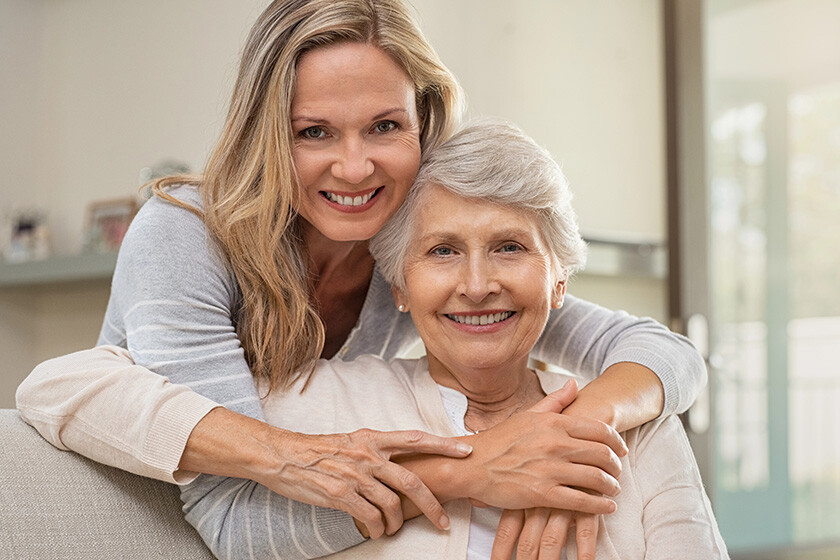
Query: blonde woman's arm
[
  {"left": 16, "top": 345, "right": 216, "bottom": 483},
  {"left": 534, "top": 295, "right": 706, "bottom": 430}
]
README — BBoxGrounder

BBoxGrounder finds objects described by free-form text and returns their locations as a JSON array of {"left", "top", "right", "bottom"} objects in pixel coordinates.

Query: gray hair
[{"left": 370, "top": 119, "right": 587, "bottom": 290}]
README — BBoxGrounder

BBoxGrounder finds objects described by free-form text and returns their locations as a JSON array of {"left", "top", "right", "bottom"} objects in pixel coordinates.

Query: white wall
[{"left": 0, "top": 0, "right": 667, "bottom": 407}]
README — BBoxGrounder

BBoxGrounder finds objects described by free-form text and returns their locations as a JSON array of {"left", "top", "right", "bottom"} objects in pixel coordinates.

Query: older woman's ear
[
  {"left": 552, "top": 278, "right": 567, "bottom": 309},
  {"left": 392, "top": 287, "right": 410, "bottom": 313}
]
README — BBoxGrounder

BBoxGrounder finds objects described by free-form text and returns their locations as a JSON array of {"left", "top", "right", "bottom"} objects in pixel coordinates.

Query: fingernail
[
  {"left": 440, "top": 514, "right": 451, "bottom": 530},
  {"left": 609, "top": 500, "right": 617, "bottom": 513},
  {"left": 456, "top": 443, "right": 473, "bottom": 455}
]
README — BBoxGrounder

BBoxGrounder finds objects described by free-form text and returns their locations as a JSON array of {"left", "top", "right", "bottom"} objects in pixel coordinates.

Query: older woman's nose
[
  {"left": 459, "top": 256, "right": 502, "bottom": 302},
  {"left": 331, "top": 137, "right": 375, "bottom": 184}
]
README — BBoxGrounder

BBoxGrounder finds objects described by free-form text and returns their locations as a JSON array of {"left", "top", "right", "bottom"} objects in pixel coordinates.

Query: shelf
[
  {"left": 581, "top": 237, "right": 667, "bottom": 279},
  {"left": 0, "top": 252, "right": 117, "bottom": 288},
  {"left": 0, "top": 238, "right": 665, "bottom": 289}
]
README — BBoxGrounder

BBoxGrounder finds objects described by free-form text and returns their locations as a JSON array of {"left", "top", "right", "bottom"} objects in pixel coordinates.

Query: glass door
[{"left": 688, "top": 0, "right": 840, "bottom": 554}]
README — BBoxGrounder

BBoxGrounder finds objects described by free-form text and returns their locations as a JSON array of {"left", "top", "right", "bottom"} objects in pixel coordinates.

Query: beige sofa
[{"left": 0, "top": 409, "right": 214, "bottom": 560}]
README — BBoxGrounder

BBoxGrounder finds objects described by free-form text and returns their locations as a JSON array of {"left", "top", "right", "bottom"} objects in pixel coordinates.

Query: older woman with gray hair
[{"left": 252, "top": 119, "right": 730, "bottom": 559}]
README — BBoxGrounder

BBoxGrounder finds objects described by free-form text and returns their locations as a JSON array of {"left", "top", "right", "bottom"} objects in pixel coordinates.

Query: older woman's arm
[{"left": 631, "top": 415, "right": 729, "bottom": 558}]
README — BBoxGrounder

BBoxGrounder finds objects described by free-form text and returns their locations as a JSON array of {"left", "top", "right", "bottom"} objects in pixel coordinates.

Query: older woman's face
[
  {"left": 291, "top": 42, "right": 422, "bottom": 242},
  {"left": 395, "top": 185, "right": 566, "bottom": 375}
]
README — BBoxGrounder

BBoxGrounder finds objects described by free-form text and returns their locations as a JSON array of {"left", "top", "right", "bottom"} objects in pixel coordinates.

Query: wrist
[
  {"left": 561, "top": 394, "right": 617, "bottom": 428},
  {"left": 394, "top": 434, "right": 477, "bottom": 503}
]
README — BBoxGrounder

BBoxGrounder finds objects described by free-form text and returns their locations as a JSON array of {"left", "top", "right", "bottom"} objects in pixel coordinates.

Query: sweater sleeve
[
  {"left": 69, "top": 189, "right": 364, "bottom": 559},
  {"left": 15, "top": 345, "right": 217, "bottom": 483},
  {"left": 531, "top": 294, "right": 707, "bottom": 416},
  {"left": 631, "top": 416, "right": 730, "bottom": 558}
]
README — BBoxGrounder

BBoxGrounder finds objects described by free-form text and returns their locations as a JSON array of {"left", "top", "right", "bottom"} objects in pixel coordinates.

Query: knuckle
[
  {"left": 494, "top": 523, "right": 519, "bottom": 544},
  {"left": 323, "top": 478, "right": 351, "bottom": 498},
  {"left": 382, "top": 492, "right": 401, "bottom": 512},
  {"left": 516, "top": 537, "right": 538, "bottom": 556},
  {"left": 540, "top": 533, "right": 563, "bottom": 550},
  {"left": 577, "top": 525, "right": 596, "bottom": 540},
  {"left": 402, "top": 430, "right": 426, "bottom": 444},
  {"left": 398, "top": 470, "right": 424, "bottom": 493}
]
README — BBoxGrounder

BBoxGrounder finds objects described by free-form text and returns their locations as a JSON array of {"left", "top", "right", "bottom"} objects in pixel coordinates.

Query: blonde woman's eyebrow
[{"left": 291, "top": 107, "right": 410, "bottom": 125}]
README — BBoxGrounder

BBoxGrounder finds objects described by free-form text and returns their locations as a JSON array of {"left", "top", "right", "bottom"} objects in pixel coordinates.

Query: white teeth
[
  {"left": 325, "top": 191, "right": 374, "bottom": 206},
  {"left": 447, "top": 311, "right": 513, "bottom": 326}
]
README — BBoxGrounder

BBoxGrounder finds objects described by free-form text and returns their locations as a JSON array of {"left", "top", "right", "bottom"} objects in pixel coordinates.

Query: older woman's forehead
[{"left": 412, "top": 188, "right": 544, "bottom": 239}]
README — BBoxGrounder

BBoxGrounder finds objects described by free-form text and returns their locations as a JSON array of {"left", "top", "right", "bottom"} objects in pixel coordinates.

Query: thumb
[{"left": 529, "top": 379, "right": 578, "bottom": 413}]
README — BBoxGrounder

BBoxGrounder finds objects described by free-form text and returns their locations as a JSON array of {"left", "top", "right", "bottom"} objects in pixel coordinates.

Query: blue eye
[
  {"left": 499, "top": 243, "right": 522, "bottom": 253},
  {"left": 431, "top": 246, "right": 454, "bottom": 256},
  {"left": 300, "top": 126, "right": 326, "bottom": 139},
  {"left": 373, "top": 121, "right": 398, "bottom": 134}
]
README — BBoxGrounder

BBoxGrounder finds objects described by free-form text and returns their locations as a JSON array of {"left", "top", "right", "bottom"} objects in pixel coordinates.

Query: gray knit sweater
[{"left": 98, "top": 186, "right": 705, "bottom": 559}]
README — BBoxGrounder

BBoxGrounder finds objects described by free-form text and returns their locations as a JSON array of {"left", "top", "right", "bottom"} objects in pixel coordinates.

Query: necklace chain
[{"left": 457, "top": 369, "right": 541, "bottom": 434}]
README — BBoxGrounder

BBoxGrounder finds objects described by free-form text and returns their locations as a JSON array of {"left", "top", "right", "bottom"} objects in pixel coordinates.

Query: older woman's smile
[{"left": 444, "top": 310, "right": 515, "bottom": 327}]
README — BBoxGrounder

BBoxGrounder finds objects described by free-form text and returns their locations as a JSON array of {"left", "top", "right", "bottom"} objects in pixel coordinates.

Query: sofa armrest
[{"left": 0, "top": 409, "right": 213, "bottom": 559}]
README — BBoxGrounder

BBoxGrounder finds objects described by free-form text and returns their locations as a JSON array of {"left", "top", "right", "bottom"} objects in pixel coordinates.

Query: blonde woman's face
[{"left": 291, "top": 43, "right": 422, "bottom": 242}]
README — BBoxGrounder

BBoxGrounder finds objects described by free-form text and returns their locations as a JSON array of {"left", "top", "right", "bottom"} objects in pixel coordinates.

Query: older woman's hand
[
  {"left": 458, "top": 380, "right": 627, "bottom": 515},
  {"left": 491, "top": 508, "right": 598, "bottom": 560}
]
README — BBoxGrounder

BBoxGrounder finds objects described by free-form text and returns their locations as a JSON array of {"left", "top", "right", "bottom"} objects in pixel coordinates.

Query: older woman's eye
[
  {"left": 431, "top": 246, "right": 454, "bottom": 256},
  {"left": 499, "top": 243, "right": 523, "bottom": 253},
  {"left": 299, "top": 126, "right": 326, "bottom": 139},
  {"left": 373, "top": 121, "right": 398, "bottom": 134}
]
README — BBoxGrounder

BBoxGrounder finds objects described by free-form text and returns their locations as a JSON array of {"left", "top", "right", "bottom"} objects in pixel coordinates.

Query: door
[{"left": 673, "top": 0, "right": 840, "bottom": 554}]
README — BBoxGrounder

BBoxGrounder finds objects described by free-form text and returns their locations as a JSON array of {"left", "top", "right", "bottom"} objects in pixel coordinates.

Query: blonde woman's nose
[{"left": 331, "top": 137, "right": 374, "bottom": 184}]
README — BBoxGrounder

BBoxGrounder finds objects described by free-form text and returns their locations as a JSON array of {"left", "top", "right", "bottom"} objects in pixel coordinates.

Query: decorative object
[
  {"left": 83, "top": 197, "right": 140, "bottom": 253},
  {"left": 2, "top": 210, "right": 51, "bottom": 263}
]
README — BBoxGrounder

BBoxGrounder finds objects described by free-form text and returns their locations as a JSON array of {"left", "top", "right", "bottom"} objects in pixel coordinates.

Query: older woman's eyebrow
[{"left": 415, "top": 228, "right": 539, "bottom": 245}]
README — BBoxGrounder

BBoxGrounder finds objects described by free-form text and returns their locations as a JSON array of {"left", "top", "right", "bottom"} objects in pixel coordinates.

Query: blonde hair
[{"left": 151, "top": 0, "right": 462, "bottom": 390}]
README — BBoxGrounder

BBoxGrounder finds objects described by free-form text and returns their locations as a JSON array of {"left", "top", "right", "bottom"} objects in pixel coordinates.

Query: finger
[
  {"left": 355, "top": 475, "right": 406, "bottom": 536},
  {"left": 549, "top": 461, "right": 621, "bottom": 497},
  {"left": 516, "top": 509, "right": 550, "bottom": 560},
  {"left": 565, "top": 417, "right": 628, "bottom": 459},
  {"left": 565, "top": 440, "right": 623, "bottom": 481},
  {"left": 340, "top": 491, "right": 387, "bottom": 539},
  {"left": 374, "top": 461, "right": 450, "bottom": 531},
  {"left": 491, "top": 509, "right": 525, "bottom": 560},
  {"left": 542, "top": 485, "right": 616, "bottom": 515},
  {"left": 529, "top": 380, "right": 578, "bottom": 414},
  {"left": 362, "top": 429, "right": 473, "bottom": 458},
  {"left": 574, "top": 513, "right": 600, "bottom": 560},
  {"left": 538, "top": 510, "right": 572, "bottom": 560}
]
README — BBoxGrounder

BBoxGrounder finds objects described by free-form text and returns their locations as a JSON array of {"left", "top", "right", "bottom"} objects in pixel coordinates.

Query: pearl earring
[{"left": 398, "top": 305, "right": 406, "bottom": 312}]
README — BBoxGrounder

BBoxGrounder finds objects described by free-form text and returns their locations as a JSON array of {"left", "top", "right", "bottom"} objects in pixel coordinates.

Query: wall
[{"left": 0, "top": 0, "right": 667, "bottom": 407}]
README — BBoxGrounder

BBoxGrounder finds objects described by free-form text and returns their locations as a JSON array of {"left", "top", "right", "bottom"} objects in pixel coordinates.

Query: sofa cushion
[{"left": 0, "top": 409, "right": 213, "bottom": 559}]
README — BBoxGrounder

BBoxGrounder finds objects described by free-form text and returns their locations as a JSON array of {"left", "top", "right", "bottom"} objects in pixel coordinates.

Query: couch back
[{"left": 0, "top": 409, "right": 214, "bottom": 560}]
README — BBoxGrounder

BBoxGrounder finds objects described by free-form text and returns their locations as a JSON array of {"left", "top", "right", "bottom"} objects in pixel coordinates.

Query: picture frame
[{"left": 83, "top": 197, "right": 140, "bottom": 253}]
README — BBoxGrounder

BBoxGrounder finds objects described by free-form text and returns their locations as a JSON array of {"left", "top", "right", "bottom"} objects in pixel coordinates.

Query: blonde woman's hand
[
  {"left": 491, "top": 508, "right": 599, "bottom": 560},
  {"left": 260, "top": 428, "right": 472, "bottom": 539}
]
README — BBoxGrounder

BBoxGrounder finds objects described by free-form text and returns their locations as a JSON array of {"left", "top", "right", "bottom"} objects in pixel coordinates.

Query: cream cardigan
[{"left": 262, "top": 354, "right": 730, "bottom": 560}]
